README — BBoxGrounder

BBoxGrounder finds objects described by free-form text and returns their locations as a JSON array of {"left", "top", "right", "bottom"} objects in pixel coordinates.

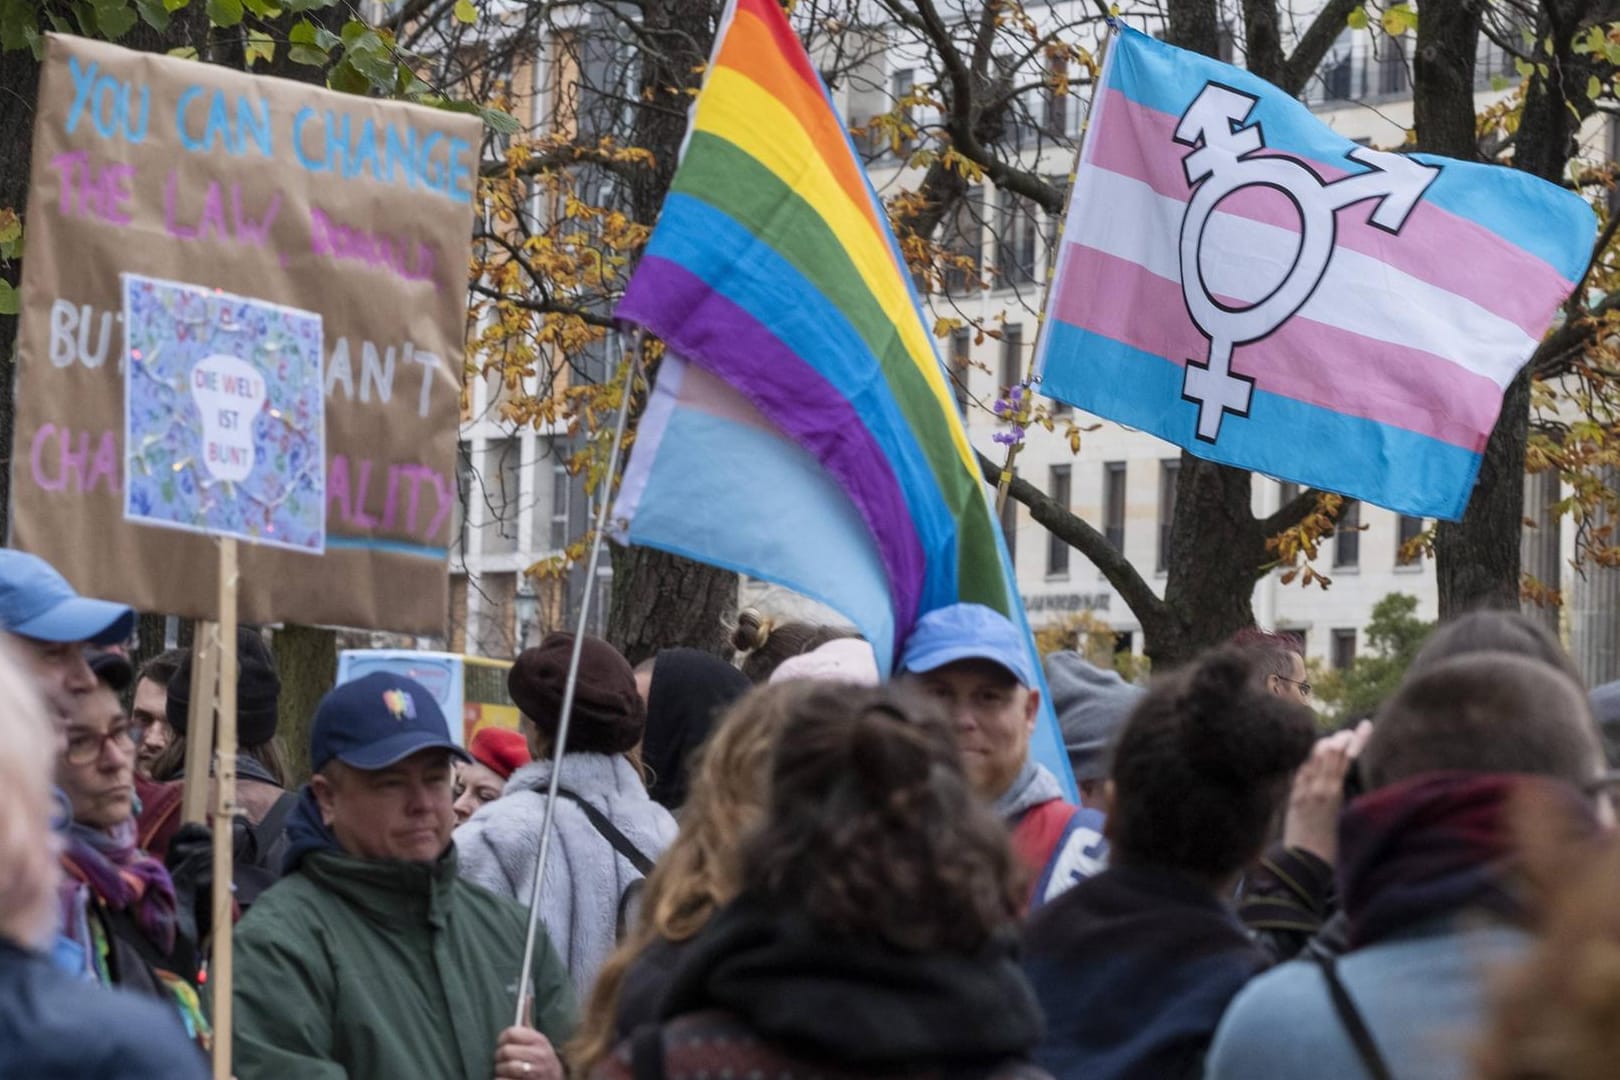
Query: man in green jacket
[{"left": 233, "top": 673, "right": 576, "bottom": 1080}]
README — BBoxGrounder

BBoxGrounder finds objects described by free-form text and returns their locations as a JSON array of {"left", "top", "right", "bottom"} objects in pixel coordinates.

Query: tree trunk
[
  {"left": 273, "top": 624, "right": 336, "bottom": 786},
  {"left": 1154, "top": 458, "right": 1269, "bottom": 668},
  {"left": 600, "top": 0, "right": 739, "bottom": 663},
  {"left": 606, "top": 545, "right": 737, "bottom": 665}
]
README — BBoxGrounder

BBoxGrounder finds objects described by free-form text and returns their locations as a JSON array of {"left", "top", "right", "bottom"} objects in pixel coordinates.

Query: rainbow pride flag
[
  {"left": 1036, "top": 26, "right": 1594, "bottom": 519},
  {"left": 613, "top": 0, "right": 1074, "bottom": 794},
  {"left": 618, "top": 0, "right": 1010, "bottom": 654}
]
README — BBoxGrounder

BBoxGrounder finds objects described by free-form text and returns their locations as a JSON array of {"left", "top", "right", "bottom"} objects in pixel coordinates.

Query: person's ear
[
  {"left": 1103, "top": 779, "right": 1117, "bottom": 816},
  {"left": 311, "top": 771, "right": 338, "bottom": 826},
  {"left": 1023, "top": 687, "right": 1040, "bottom": 734}
]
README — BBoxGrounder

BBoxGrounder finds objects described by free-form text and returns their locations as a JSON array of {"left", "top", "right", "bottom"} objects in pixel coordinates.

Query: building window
[
  {"left": 888, "top": 68, "right": 915, "bottom": 156},
  {"left": 950, "top": 327, "right": 972, "bottom": 408},
  {"left": 550, "top": 462, "right": 571, "bottom": 551},
  {"left": 1396, "top": 514, "right": 1424, "bottom": 566},
  {"left": 1377, "top": 39, "right": 1409, "bottom": 95},
  {"left": 1334, "top": 499, "right": 1361, "bottom": 568},
  {"left": 1157, "top": 459, "right": 1180, "bottom": 573},
  {"left": 1331, "top": 628, "right": 1358, "bottom": 671},
  {"left": 1103, "top": 461, "right": 1126, "bottom": 552},
  {"left": 1000, "top": 324, "right": 1023, "bottom": 395},
  {"left": 940, "top": 187, "right": 983, "bottom": 295},
  {"left": 1318, "top": 30, "right": 1355, "bottom": 101},
  {"left": 1000, "top": 496, "right": 1017, "bottom": 569},
  {"left": 1048, "top": 466, "right": 1071, "bottom": 576},
  {"left": 481, "top": 438, "right": 522, "bottom": 555},
  {"left": 1114, "top": 631, "right": 1134, "bottom": 655},
  {"left": 1044, "top": 50, "right": 1069, "bottom": 135},
  {"left": 996, "top": 189, "right": 1039, "bottom": 289},
  {"left": 1042, "top": 173, "right": 1072, "bottom": 269}
]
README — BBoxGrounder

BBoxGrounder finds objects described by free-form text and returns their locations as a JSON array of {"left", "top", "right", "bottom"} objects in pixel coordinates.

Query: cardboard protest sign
[
  {"left": 124, "top": 275, "right": 326, "bottom": 553},
  {"left": 12, "top": 35, "right": 478, "bottom": 634}
]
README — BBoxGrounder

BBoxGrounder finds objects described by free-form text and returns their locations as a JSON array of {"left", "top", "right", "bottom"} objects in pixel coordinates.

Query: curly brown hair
[{"left": 742, "top": 683, "right": 1023, "bottom": 953}]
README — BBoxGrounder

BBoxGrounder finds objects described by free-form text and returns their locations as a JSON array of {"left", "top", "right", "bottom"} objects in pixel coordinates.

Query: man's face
[
  {"left": 58, "top": 685, "right": 135, "bottom": 830},
  {"left": 131, "top": 676, "right": 173, "bottom": 776},
  {"left": 912, "top": 659, "right": 1039, "bottom": 801},
  {"left": 10, "top": 635, "right": 96, "bottom": 701},
  {"left": 1266, "top": 652, "right": 1312, "bottom": 706},
  {"left": 313, "top": 749, "right": 456, "bottom": 863}
]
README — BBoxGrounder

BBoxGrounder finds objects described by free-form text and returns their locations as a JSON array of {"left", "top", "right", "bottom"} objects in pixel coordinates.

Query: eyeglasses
[
  {"left": 1275, "top": 674, "right": 1313, "bottom": 698},
  {"left": 62, "top": 724, "right": 134, "bottom": 767}
]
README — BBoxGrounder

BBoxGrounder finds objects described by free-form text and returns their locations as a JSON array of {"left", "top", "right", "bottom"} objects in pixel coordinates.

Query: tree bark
[
  {"left": 273, "top": 624, "right": 337, "bottom": 786},
  {"left": 606, "top": 545, "right": 737, "bottom": 666}
]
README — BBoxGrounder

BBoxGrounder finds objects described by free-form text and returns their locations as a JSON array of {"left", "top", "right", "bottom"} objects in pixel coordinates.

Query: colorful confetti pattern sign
[{"left": 123, "top": 275, "right": 325, "bottom": 552}]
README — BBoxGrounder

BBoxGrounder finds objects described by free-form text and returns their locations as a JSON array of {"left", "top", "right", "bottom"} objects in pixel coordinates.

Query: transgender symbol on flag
[{"left": 1175, "top": 83, "right": 1440, "bottom": 441}]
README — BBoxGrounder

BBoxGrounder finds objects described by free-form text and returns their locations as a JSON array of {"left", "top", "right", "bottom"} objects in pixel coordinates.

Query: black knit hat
[
  {"left": 509, "top": 632, "right": 644, "bottom": 756},
  {"left": 167, "top": 628, "right": 282, "bottom": 746}
]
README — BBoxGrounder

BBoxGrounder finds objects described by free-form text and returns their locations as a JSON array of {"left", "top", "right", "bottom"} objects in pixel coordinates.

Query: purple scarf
[
  {"left": 59, "top": 818, "right": 179, "bottom": 957},
  {"left": 1337, "top": 771, "right": 1594, "bottom": 949}
]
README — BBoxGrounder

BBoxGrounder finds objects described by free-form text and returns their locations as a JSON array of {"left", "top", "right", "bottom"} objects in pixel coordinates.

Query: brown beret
[{"left": 508, "top": 632, "right": 645, "bottom": 756}]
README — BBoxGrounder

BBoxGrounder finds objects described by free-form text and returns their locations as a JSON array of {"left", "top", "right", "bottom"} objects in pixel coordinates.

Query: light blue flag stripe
[{"left": 1041, "top": 320, "right": 1483, "bottom": 519}]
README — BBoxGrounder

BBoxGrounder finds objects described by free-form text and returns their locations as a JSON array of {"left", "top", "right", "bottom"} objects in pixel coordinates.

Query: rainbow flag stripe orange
[{"left": 618, "top": 0, "right": 1009, "bottom": 647}]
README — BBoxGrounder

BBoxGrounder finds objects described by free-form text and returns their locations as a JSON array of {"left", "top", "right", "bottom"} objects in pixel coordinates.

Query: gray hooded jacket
[{"left": 454, "top": 752, "right": 677, "bottom": 997}]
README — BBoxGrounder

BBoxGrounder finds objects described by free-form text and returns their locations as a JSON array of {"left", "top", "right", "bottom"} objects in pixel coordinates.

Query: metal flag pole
[
  {"left": 996, "top": 18, "right": 1118, "bottom": 514},
  {"left": 513, "top": 329, "right": 643, "bottom": 1026}
]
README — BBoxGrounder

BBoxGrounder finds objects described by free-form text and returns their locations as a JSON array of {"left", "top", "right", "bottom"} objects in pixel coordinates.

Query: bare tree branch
[
  {"left": 1282, "top": 0, "right": 1363, "bottom": 96},
  {"left": 976, "top": 449, "right": 1169, "bottom": 632}
]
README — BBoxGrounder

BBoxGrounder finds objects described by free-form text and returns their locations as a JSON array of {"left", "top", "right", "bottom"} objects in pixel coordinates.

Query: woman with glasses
[{"left": 55, "top": 676, "right": 208, "bottom": 1046}]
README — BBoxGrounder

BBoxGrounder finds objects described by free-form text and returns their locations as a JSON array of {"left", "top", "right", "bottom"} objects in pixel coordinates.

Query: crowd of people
[{"left": 5, "top": 546, "right": 1620, "bottom": 1079}]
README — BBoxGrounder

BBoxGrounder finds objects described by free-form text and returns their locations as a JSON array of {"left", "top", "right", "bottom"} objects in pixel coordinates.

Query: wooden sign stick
[
  {"left": 180, "top": 622, "right": 219, "bottom": 826},
  {"left": 211, "top": 537, "right": 239, "bottom": 1080}
]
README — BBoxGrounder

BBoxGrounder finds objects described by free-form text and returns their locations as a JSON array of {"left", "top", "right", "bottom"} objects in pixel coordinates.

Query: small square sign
[{"left": 123, "top": 274, "right": 325, "bottom": 553}]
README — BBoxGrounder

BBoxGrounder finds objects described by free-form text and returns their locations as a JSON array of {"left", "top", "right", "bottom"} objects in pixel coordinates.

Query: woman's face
[{"left": 452, "top": 761, "right": 507, "bottom": 825}]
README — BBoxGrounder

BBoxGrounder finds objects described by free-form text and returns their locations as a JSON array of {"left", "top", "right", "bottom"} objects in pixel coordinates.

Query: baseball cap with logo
[
  {"left": 0, "top": 551, "right": 134, "bottom": 646},
  {"left": 310, "top": 672, "right": 472, "bottom": 772},
  {"left": 898, "top": 602, "right": 1039, "bottom": 688}
]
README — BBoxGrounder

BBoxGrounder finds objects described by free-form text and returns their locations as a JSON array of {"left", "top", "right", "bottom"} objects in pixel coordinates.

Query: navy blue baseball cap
[
  {"left": 0, "top": 551, "right": 133, "bottom": 646},
  {"left": 898, "top": 602, "right": 1039, "bottom": 688},
  {"left": 310, "top": 672, "right": 472, "bottom": 772}
]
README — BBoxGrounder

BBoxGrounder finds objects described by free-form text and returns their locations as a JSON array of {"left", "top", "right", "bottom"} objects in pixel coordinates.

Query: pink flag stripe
[
  {"left": 1051, "top": 243, "right": 1498, "bottom": 452},
  {"left": 1087, "top": 88, "right": 1570, "bottom": 340},
  {"left": 674, "top": 358, "right": 781, "bottom": 435}
]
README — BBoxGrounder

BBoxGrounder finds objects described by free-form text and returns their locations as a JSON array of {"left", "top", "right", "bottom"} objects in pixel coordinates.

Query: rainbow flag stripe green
[{"left": 617, "top": 0, "right": 1010, "bottom": 647}]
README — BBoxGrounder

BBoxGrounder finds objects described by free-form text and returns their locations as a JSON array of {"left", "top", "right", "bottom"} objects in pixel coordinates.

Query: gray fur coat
[{"left": 454, "top": 753, "right": 677, "bottom": 997}]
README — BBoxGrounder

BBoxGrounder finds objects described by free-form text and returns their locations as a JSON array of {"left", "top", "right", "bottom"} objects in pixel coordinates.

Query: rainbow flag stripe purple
[{"left": 1035, "top": 25, "right": 1594, "bottom": 519}]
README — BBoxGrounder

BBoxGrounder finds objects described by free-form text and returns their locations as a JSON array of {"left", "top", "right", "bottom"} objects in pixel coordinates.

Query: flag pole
[
  {"left": 512, "top": 329, "right": 642, "bottom": 1026},
  {"left": 996, "top": 19, "right": 1117, "bottom": 514}
]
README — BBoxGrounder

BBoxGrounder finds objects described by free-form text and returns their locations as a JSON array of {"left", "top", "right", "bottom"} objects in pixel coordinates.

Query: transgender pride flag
[{"left": 1035, "top": 25, "right": 1595, "bottom": 519}]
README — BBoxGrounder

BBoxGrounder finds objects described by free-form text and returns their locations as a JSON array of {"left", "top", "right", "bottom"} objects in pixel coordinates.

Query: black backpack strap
[
  {"left": 1312, "top": 951, "right": 1394, "bottom": 1080},
  {"left": 629, "top": 1023, "right": 665, "bottom": 1080},
  {"left": 253, "top": 791, "right": 298, "bottom": 855},
  {"left": 554, "top": 788, "right": 655, "bottom": 875}
]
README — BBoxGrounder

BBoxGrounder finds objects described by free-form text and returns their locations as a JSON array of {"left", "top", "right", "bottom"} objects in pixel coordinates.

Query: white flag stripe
[{"left": 1065, "top": 166, "right": 1538, "bottom": 390}]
